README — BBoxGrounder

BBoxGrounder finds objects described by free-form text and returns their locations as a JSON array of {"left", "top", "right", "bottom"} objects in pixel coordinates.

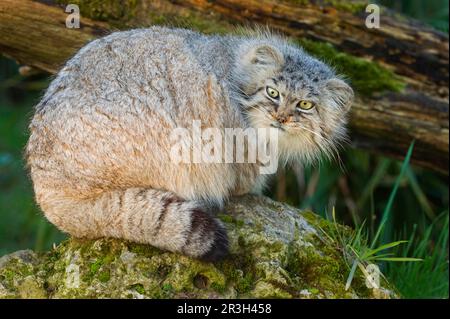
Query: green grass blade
[
  {"left": 345, "top": 260, "right": 359, "bottom": 290},
  {"left": 357, "top": 159, "right": 390, "bottom": 209},
  {"left": 377, "top": 257, "right": 423, "bottom": 262},
  {"left": 363, "top": 240, "right": 408, "bottom": 259},
  {"left": 405, "top": 167, "right": 436, "bottom": 220},
  {"left": 371, "top": 141, "right": 415, "bottom": 248},
  {"left": 366, "top": 253, "right": 394, "bottom": 261}
]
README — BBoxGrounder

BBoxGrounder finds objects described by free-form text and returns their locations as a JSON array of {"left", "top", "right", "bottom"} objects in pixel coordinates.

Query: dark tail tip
[
  {"left": 186, "top": 208, "right": 229, "bottom": 262},
  {"left": 199, "top": 223, "right": 229, "bottom": 262}
]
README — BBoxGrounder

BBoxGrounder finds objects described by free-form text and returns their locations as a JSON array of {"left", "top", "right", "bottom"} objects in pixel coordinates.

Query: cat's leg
[{"left": 40, "top": 188, "right": 228, "bottom": 261}]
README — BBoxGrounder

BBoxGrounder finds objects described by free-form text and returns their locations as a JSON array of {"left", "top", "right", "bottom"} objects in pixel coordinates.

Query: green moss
[
  {"left": 131, "top": 283, "right": 146, "bottom": 295},
  {"left": 297, "top": 39, "right": 405, "bottom": 96},
  {"left": 0, "top": 260, "right": 35, "bottom": 286},
  {"left": 283, "top": 0, "right": 367, "bottom": 13},
  {"left": 128, "top": 243, "right": 162, "bottom": 256},
  {"left": 147, "top": 12, "right": 232, "bottom": 35},
  {"left": 218, "top": 214, "right": 234, "bottom": 224},
  {"left": 162, "top": 283, "right": 173, "bottom": 291},
  {"left": 228, "top": 268, "right": 254, "bottom": 294},
  {"left": 56, "top": 0, "right": 138, "bottom": 25},
  {"left": 17, "top": 277, "right": 47, "bottom": 299},
  {"left": 321, "top": 0, "right": 367, "bottom": 14},
  {"left": 299, "top": 211, "right": 384, "bottom": 298},
  {"left": 89, "top": 259, "right": 103, "bottom": 274},
  {"left": 285, "top": 243, "right": 350, "bottom": 297},
  {"left": 218, "top": 214, "right": 244, "bottom": 227},
  {"left": 98, "top": 270, "right": 111, "bottom": 283}
]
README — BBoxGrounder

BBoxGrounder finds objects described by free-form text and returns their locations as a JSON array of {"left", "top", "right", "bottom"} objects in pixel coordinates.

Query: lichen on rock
[{"left": 0, "top": 195, "right": 397, "bottom": 299}]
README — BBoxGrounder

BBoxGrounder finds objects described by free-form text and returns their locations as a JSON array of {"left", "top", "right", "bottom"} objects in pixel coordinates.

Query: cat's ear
[
  {"left": 325, "top": 78, "right": 354, "bottom": 111},
  {"left": 243, "top": 44, "right": 284, "bottom": 67}
]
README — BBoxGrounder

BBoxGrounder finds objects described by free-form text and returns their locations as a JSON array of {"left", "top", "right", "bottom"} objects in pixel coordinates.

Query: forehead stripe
[{"left": 251, "top": 86, "right": 265, "bottom": 96}]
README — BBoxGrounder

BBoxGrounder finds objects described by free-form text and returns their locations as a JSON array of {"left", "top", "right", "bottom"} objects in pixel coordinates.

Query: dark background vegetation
[{"left": 0, "top": 0, "right": 448, "bottom": 298}]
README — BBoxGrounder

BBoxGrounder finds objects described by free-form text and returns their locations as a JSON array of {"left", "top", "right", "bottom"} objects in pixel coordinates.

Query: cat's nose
[
  {"left": 276, "top": 112, "right": 293, "bottom": 124},
  {"left": 270, "top": 111, "right": 291, "bottom": 124},
  {"left": 277, "top": 115, "right": 286, "bottom": 123}
]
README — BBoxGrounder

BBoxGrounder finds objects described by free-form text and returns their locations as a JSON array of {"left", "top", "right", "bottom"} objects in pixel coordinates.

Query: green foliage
[
  {"left": 377, "top": 0, "right": 449, "bottom": 33},
  {"left": 318, "top": 208, "right": 421, "bottom": 292},
  {"left": 314, "top": 141, "right": 428, "bottom": 296},
  {"left": 0, "top": 59, "right": 64, "bottom": 256},
  {"left": 371, "top": 141, "right": 415, "bottom": 247},
  {"left": 386, "top": 213, "right": 449, "bottom": 298}
]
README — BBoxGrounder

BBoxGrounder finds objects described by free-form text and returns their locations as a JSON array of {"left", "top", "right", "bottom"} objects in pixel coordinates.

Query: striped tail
[{"left": 40, "top": 188, "right": 229, "bottom": 261}]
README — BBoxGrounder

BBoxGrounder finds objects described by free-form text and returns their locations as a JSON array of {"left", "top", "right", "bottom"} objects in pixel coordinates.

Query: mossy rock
[{"left": 0, "top": 195, "right": 397, "bottom": 299}]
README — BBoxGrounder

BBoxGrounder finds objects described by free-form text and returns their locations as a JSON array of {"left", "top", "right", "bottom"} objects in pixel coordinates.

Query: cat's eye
[
  {"left": 266, "top": 86, "right": 279, "bottom": 99},
  {"left": 297, "top": 100, "right": 315, "bottom": 111}
]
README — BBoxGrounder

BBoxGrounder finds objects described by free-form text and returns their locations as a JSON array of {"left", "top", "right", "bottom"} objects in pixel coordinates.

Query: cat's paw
[{"left": 183, "top": 207, "right": 229, "bottom": 262}]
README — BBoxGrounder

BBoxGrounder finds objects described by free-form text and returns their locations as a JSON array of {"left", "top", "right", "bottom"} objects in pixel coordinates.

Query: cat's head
[{"left": 232, "top": 38, "right": 354, "bottom": 164}]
